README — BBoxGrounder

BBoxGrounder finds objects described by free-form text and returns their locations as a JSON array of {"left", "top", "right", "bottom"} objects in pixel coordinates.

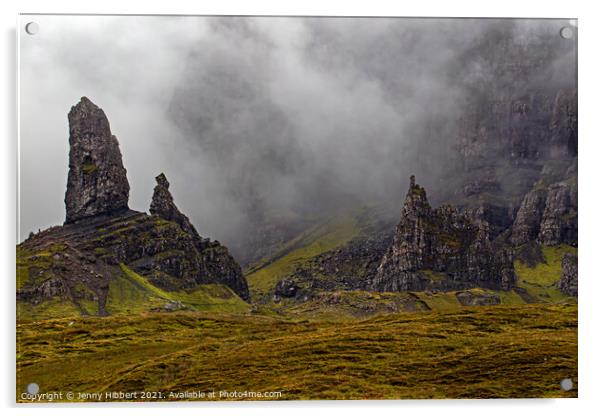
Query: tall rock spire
[
  {"left": 150, "top": 173, "right": 200, "bottom": 239},
  {"left": 64, "top": 97, "right": 130, "bottom": 223}
]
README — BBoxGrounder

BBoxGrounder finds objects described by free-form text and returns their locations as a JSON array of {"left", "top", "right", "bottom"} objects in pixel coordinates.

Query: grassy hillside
[
  {"left": 261, "top": 285, "right": 574, "bottom": 321},
  {"left": 514, "top": 244, "right": 577, "bottom": 302},
  {"left": 17, "top": 303, "right": 577, "bottom": 401},
  {"left": 245, "top": 209, "right": 365, "bottom": 299},
  {"left": 108, "top": 265, "right": 249, "bottom": 314},
  {"left": 17, "top": 264, "right": 249, "bottom": 320}
]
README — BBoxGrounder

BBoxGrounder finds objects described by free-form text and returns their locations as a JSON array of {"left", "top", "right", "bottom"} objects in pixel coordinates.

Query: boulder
[{"left": 274, "top": 279, "right": 300, "bottom": 298}]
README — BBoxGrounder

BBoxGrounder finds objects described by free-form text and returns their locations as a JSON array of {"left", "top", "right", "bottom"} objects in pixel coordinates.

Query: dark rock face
[
  {"left": 372, "top": 177, "right": 516, "bottom": 292},
  {"left": 454, "top": 23, "right": 576, "bottom": 176},
  {"left": 147, "top": 172, "right": 249, "bottom": 300},
  {"left": 510, "top": 188, "right": 548, "bottom": 245},
  {"left": 289, "top": 232, "right": 393, "bottom": 294},
  {"left": 464, "top": 202, "right": 515, "bottom": 240},
  {"left": 65, "top": 97, "right": 130, "bottom": 224},
  {"left": 513, "top": 241, "right": 545, "bottom": 268},
  {"left": 538, "top": 181, "right": 578, "bottom": 246},
  {"left": 150, "top": 173, "right": 201, "bottom": 240},
  {"left": 510, "top": 179, "right": 577, "bottom": 247},
  {"left": 558, "top": 252, "right": 578, "bottom": 297}
]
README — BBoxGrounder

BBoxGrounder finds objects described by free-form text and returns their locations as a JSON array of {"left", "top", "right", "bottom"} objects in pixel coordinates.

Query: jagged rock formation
[
  {"left": 18, "top": 98, "right": 249, "bottom": 316},
  {"left": 510, "top": 188, "right": 548, "bottom": 245},
  {"left": 259, "top": 25, "right": 578, "bottom": 305},
  {"left": 558, "top": 252, "right": 578, "bottom": 297},
  {"left": 372, "top": 177, "right": 516, "bottom": 292},
  {"left": 510, "top": 177, "right": 577, "bottom": 247},
  {"left": 150, "top": 173, "right": 201, "bottom": 240},
  {"left": 65, "top": 97, "right": 130, "bottom": 224},
  {"left": 146, "top": 172, "right": 249, "bottom": 300},
  {"left": 538, "top": 181, "right": 578, "bottom": 246}
]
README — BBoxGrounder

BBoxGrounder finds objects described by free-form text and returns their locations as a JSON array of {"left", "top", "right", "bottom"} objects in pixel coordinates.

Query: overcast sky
[{"left": 18, "top": 16, "right": 575, "bottom": 246}]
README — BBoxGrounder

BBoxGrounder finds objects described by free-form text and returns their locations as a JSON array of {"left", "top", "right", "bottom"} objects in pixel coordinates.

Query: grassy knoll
[{"left": 17, "top": 303, "right": 577, "bottom": 401}]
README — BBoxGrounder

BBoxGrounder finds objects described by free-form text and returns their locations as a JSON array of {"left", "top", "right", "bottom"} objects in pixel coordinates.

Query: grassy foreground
[{"left": 17, "top": 303, "right": 577, "bottom": 402}]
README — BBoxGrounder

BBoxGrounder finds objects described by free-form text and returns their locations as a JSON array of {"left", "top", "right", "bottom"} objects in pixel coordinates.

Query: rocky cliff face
[
  {"left": 538, "top": 181, "right": 578, "bottom": 246},
  {"left": 510, "top": 177, "right": 577, "bottom": 248},
  {"left": 510, "top": 188, "right": 548, "bottom": 246},
  {"left": 18, "top": 98, "right": 249, "bottom": 316},
  {"left": 64, "top": 97, "right": 130, "bottom": 224},
  {"left": 372, "top": 177, "right": 516, "bottom": 292},
  {"left": 454, "top": 23, "right": 576, "bottom": 174},
  {"left": 448, "top": 24, "right": 577, "bottom": 249}
]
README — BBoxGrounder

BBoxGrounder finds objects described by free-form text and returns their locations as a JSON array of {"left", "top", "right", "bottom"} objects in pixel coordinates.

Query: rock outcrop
[
  {"left": 289, "top": 231, "right": 393, "bottom": 294},
  {"left": 65, "top": 97, "right": 130, "bottom": 224},
  {"left": 372, "top": 177, "right": 516, "bottom": 292},
  {"left": 18, "top": 98, "right": 250, "bottom": 316},
  {"left": 456, "top": 291, "right": 501, "bottom": 306},
  {"left": 510, "top": 188, "right": 548, "bottom": 246},
  {"left": 146, "top": 172, "right": 249, "bottom": 299},
  {"left": 274, "top": 279, "right": 300, "bottom": 299},
  {"left": 538, "top": 181, "right": 578, "bottom": 246},
  {"left": 16, "top": 243, "right": 112, "bottom": 316},
  {"left": 510, "top": 179, "right": 577, "bottom": 247},
  {"left": 558, "top": 252, "right": 578, "bottom": 297},
  {"left": 150, "top": 173, "right": 201, "bottom": 240}
]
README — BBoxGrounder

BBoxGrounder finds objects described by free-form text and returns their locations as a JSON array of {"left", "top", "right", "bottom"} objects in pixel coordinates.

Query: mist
[{"left": 19, "top": 16, "right": 576, "bottom": 257}]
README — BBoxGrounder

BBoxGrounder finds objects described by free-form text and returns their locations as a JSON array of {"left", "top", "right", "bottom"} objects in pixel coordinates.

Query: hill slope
[{"left": 17, "top": 303, "right": 577, "bottom": 401}]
